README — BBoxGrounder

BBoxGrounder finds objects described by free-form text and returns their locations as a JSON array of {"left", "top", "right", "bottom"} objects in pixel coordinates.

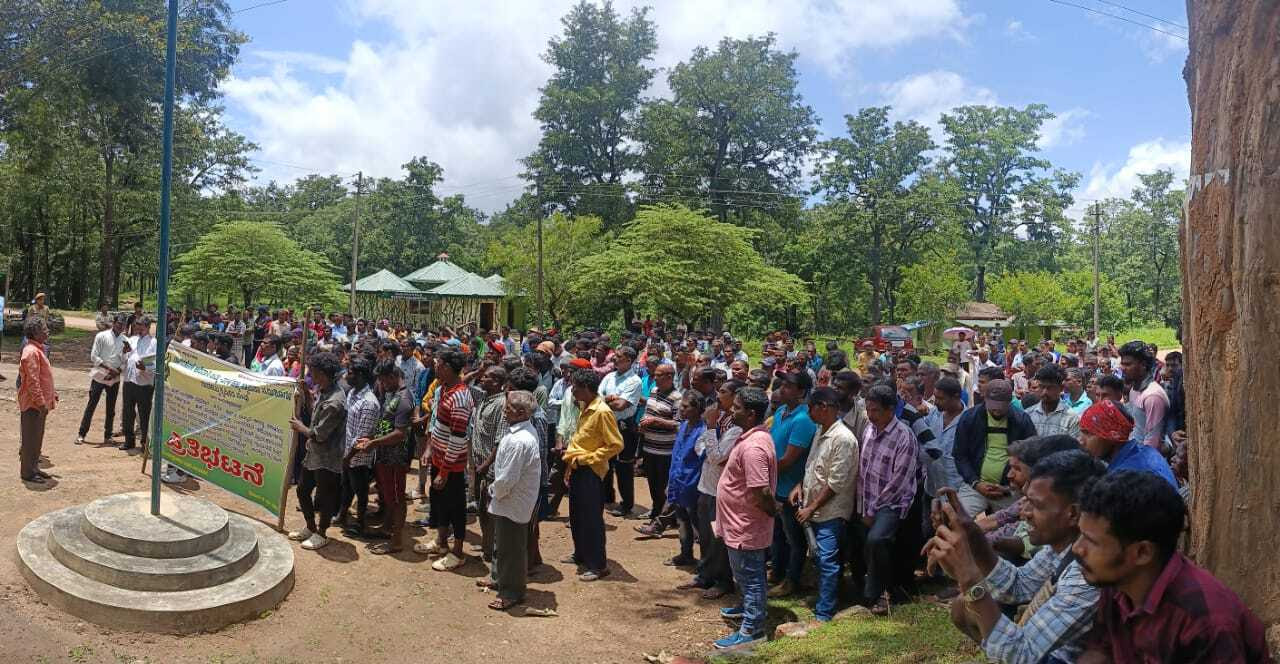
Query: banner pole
[
  {"left": 276, "top": 307, "right": 311, "bottom": 531},
  {"left": 149, "top": 0, "right": 180, "bottom": 516}
]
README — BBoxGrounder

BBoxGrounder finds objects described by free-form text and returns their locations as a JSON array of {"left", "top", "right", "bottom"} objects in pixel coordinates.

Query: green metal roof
[
  {"left": 402, "top": 256, "right": 472, "bottom": 285},
  {"left": 427, "top": 273, "right": 506, "bottom": 298},
  {"left": 343, "top": 269, "right": 423, "bottom": 293}
]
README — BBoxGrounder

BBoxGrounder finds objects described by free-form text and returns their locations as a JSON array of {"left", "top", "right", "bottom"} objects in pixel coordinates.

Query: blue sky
[{"left": 221, "top": 0, "right": 1191, "bottom": 219}]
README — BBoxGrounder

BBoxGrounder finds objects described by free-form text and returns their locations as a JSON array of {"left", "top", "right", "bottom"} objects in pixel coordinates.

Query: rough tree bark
[{"left": 1183, "top": 0, "right": 1280, "bottom": 629}]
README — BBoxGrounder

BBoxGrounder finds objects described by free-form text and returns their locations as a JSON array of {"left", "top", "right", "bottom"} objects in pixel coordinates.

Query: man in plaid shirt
[
  {"left": 926, "top": 450, "right": 1105, "bottom": 664},
  {"left": 853, "top": 383, "right": 921, "bottom": 615}
]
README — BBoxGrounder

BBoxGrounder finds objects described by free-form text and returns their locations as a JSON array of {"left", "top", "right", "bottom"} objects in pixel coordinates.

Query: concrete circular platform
[
  {"left": 82, "top": 491, "right": 230, "bottom": 558},
  {"left": 17, "top": 492, "right": 293, "bottom": 634}
]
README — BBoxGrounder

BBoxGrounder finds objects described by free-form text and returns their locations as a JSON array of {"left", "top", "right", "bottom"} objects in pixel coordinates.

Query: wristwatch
[{"left": 962, "top": 581, "right": 989, "bottom": 603}]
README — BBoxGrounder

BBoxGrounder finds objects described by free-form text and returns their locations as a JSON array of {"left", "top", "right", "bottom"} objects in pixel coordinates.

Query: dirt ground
[{"left": 0, "top": 334, "right": 737, "bottom": 664}]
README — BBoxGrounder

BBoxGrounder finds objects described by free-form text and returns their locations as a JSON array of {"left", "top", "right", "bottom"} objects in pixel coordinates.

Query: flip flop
[
  {"left": 487, "top": 598, "right": 519, "bottom": 611},
  {"left": 366, "top": 542, "right": 402, "bottom": 555}
]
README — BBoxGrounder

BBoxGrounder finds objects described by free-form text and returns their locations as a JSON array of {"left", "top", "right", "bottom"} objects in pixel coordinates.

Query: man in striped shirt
[
  {"left": 854, "top": 383, "right": 921, "bottom": 615},
  {"left": 635, "top": 362, "right": 681, "bottom": 537},
  {"left": 415, "top": 349, "right": 474, "bottom": 571}
]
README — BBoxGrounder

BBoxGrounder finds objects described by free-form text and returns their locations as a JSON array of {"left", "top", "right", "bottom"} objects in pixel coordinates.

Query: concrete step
[
  {"left": 48, "top": 508, "right": 260, "bottom": 592},
  {"left": 17, "top": 507, "right": 294, "bottom": 634},
  {"left": 80, "top": 492, "right": 229, "bottom": 559}
]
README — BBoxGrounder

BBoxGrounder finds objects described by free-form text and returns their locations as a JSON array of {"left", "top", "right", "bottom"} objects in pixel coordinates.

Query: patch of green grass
[
  {"left": 715, "top": 602, "right": 977, "bottom": 664},
  {"left": 51, "top": 327, "right": 92, "bottom": 341},
  {"left": 67, "top": 645, "right": 95, "bottom": 663},
  {"left": 1110, "top": 325, "right": 1178, "bottom": 349}
]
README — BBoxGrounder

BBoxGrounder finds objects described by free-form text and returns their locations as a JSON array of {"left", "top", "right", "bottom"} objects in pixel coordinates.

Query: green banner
[{"left": 160, "top": 343, "right": 297, "bottom": 516}]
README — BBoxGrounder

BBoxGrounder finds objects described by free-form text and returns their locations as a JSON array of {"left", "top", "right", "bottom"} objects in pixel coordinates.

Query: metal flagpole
[{"left": 149, "top": 0, "right": 180, "bottom": 516}]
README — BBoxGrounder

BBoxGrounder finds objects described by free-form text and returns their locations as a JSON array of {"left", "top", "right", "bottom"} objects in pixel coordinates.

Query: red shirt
[{"left": 1086, "top": 553, "right": 1273, "bottom": 663}]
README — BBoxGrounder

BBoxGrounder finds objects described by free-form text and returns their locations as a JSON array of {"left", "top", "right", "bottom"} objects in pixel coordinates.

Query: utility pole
[
  {"left": 1092, "top": 202, "right": 1102, "bottom": 341},
  {"left": 349, "top": 171, "right": 362, "bottom": 316},
  {"left": 535, "top": 177, "right": 544, "bottom": 330}
]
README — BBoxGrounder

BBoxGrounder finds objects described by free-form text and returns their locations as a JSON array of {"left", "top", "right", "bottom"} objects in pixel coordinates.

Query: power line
[
  {"left": 1091, "top": 0, "right": 1187, "bottom": 30},
  {"left": 1045, "top": 0, "right": 1188, "bottom": 40}
]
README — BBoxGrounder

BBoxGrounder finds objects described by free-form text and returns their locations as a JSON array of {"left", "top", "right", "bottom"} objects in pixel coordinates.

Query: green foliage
[
  {"left": 987, "top": 270, "right": 1068, "bottom": 328},
  {"left": 523, "top": 1, "right": 656, "bottom": 228},
  {"left": 637, "top": 34, "right": 817, "bottom": 223},
  {"left": 897, "top": 243, "right": 972, "bottom": 324},
  {"left": 486, "top": 213, "right": 609, "bottom": 328},
  {"left": 572, "top": 205, "right": 806, "bottom": 323},
  {"left": 939, "top": 105, "right": 1079, "bottom": 299},
  {"left": 172, "top": 221, "right": 344, "bottom": 308}
]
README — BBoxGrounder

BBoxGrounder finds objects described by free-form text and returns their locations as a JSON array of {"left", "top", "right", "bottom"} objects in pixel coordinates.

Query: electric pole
[
  {"left": 535, "top": 177, "right": 544, "bottom": 330},
  {"left": 1092, "top": 202, "right": 1102, "bottom": 340},
  {"left": 349, "top": 171, "right": 362, "bottom": 316}
]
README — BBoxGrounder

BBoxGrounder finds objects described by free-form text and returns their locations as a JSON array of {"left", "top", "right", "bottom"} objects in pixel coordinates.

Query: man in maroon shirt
[{"left": 1074, "top": 471, "right": 1273, "bottom": 663}]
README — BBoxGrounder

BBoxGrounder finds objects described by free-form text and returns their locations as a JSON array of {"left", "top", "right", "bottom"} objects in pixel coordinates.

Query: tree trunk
[
  {"left": 1184, "top": 0, "right": 1280, "bottom": 628},
  {"left": 869, "top": 226, "right": 883, "bottom": 325},
  {"left": 99, "top": 151, "right": 119, "bottom": 308},
  {"left": 973, "top": 262, "right": 987, "bottom": 301}
]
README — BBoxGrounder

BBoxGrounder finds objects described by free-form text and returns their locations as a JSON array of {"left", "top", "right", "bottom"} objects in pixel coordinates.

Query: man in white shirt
[
  {"left": 77, "top": 315, "right": 127, "bottom": 445},
  {"left": 485, "top": 390, "right": 543, "bottom": 610},
  {"left": 119, "top": 317, "right": 157, "bottom": 451},
  {"left": 256, "top": 336, "right": 286, "bottom": 377},
  {"left": 1026, "top": 365, "right": 1081, "bottom": 438}
]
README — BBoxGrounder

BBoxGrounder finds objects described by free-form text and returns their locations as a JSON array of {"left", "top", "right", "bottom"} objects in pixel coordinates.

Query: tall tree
[
  {"left": 812, "top": 107, "right": 943, "bottom": 323},
  {"left": 1129, "top": 169, "right": 1183, "bottom": 325},
  {"left": 1184, "top": 0, "right": 1280, "bottom": 626},
  {"left": 523, "top": 0, "right": 656, "bottom": 228},
  {"left": 637, "top": 34, "right": 818, "bottom": 223},
  {"left": 487, "top": 212, "right": 608, "bottom": 328},
  {"left": 939, "top": 104, "right": 1077, "bottom": 299}
]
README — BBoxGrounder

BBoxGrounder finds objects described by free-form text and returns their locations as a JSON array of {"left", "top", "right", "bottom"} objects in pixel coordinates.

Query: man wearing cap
[
  {"left": 767, "top": 370, "right": 817, "bottom": 598},
  {"left": 1078, "top": 399, "right": 1177, "bottom": 488},
  {"left": 953, "top": 379, "right": 1036, "bottom": 517},
  {"left": 77, "top": 314, "right": 127, "bottom": 445}
]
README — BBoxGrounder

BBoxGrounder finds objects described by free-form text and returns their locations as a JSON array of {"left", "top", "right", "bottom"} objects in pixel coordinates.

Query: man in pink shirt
[
  {"left": 1118, "top": 341, "right": 1168, "bottom": 451},
  {"left": 17, "top": 318, "right": 57, "bottom": 483},
  {"left": 713, "top": 386, "right": 777, "bottom": 649}
]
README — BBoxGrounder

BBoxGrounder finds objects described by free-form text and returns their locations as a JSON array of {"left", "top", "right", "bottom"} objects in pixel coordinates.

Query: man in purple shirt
[
  {"left": 1075, "top": 471, "right": 1273, "bottom": 664},
  {"left": 853, "top": 382, "right": 921, "bottom": 615}
]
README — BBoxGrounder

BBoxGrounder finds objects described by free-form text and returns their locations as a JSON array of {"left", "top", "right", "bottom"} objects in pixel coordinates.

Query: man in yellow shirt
[{"left": 561, "top": 367, "right": 623, "bottom": 582}]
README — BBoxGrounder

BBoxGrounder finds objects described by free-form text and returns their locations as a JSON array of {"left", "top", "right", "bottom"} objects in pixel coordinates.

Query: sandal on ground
[
  {"left": 414, "top": 540, "right": 446, "bottom": 556},
  {"left": 488, "top": 597, "right": 520, "bottom": 611},
  {"left": 366, "top": 542, "right": 402, "bottom": 555}
]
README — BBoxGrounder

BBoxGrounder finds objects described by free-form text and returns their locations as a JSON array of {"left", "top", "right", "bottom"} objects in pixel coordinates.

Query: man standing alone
[
  {"left": 18, "top": 318, "right": 56, "bottom": 483},
  {"left": 77, "top": 315, "right": 127, "bottom": 445}
]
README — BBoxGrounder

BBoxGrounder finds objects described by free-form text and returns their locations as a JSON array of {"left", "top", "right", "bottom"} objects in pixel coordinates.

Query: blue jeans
[
  {"left": 770, "top": 501, "right": 807, "bottom": 583},
  {"left": 727, "top": 546, "right": 768, "bottom": 637},
  {"left": 810, "top": 518, "right": 846, "bottom": 620}
]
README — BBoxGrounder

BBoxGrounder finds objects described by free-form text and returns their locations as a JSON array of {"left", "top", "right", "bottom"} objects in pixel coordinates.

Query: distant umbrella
[{"left": 943, "top": 326, "right": 975, "bottom": 340}]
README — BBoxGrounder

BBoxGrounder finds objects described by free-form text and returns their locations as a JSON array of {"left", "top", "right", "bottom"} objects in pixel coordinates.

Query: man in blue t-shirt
[
  {"left": 1079, "top": 399, "right": 1177, "bottom": 489},
  {"left": 768, "top": 370, "right": 818, "bottom": 597}
]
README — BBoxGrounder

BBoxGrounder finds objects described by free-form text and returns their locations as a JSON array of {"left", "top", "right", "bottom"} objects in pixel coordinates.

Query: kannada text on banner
[{"left": 160, "top": 343, "right": 297, "bottom": 516}]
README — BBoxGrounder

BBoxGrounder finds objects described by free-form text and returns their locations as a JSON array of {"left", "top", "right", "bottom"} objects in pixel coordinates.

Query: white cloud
[
  {"left": 1005, "top": 19, "right": 1033, "bottom": 40},
  {"left": 223, "top": 0, "right": 965, "bottom": 212},
  {"left": 1068, "top": 137, "right": 1191, "bottom": 219},
  {"left": 1038, "top": 107, "right": 1090, "bottom": 149},
  {"left": 880, "top": 70, "right": 998, "bottom": 140}
]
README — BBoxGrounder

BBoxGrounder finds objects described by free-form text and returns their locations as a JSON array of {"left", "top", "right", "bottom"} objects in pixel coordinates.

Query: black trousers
[
  {"left": 78, "top": 379, "right": 119, "bottom": 438},
  {"left": 121, "top": 382, "right": 154, "bottom": 447},
  {"left": 890, "top": 485, "right": 928, "bottom": 594},
  {"left": 428, "top": 466, "right": 468, "bottom": 543},
  {"left": 695, "top": 493, "right": 733, "bottom": 590},
  {"left": 643, "top": 451, "right": 672, "bottom": 518},
  {"left": 298, "top": 467, "right": 340, "bottom": 535},
  {"left": 851, "top": 507, "right": 903, "bottom": 603},
  {"left": 340, "top": 465, "right": 374, "bottom": 526},
  {"left": 569, "top": 468, "right": 607, "bottom": 572},
  {"left": 605, "top": 420, "right": 639, "bottom": 509}
]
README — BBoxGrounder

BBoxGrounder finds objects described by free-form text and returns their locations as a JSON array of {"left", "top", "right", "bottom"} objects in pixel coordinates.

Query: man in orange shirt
[{"left": 18, "top": 318, "right": 57, "bottom": 483}]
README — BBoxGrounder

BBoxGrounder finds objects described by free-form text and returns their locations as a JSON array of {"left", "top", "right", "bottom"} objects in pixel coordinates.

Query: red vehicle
[{"left": 859, "top": 325, "right": 914, "bottom": 353}]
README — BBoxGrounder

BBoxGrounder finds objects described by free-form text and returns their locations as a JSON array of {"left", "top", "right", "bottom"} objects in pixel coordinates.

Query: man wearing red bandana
[{"left": 1078, "top": 399, "right": 1177, "bottom": 489}]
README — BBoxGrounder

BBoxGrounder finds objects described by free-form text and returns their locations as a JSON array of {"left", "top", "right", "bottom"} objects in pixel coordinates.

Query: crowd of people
[{"left": 12, "top": 303, "right": 1273, "bottom": 660}]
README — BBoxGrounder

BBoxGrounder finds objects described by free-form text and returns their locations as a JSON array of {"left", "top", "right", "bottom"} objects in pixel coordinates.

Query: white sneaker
[
  {"left": 301, "top": 533, "right": 329, "bottom": 550},
  {"left": 75, "top": 436, "right": 85, "bottom": 445},
  {"left": 431, "top": 552, "right": 465, "bottom": 571},
  {"left": 287, "top": 528, "right": 313, "bottom": 542}
]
